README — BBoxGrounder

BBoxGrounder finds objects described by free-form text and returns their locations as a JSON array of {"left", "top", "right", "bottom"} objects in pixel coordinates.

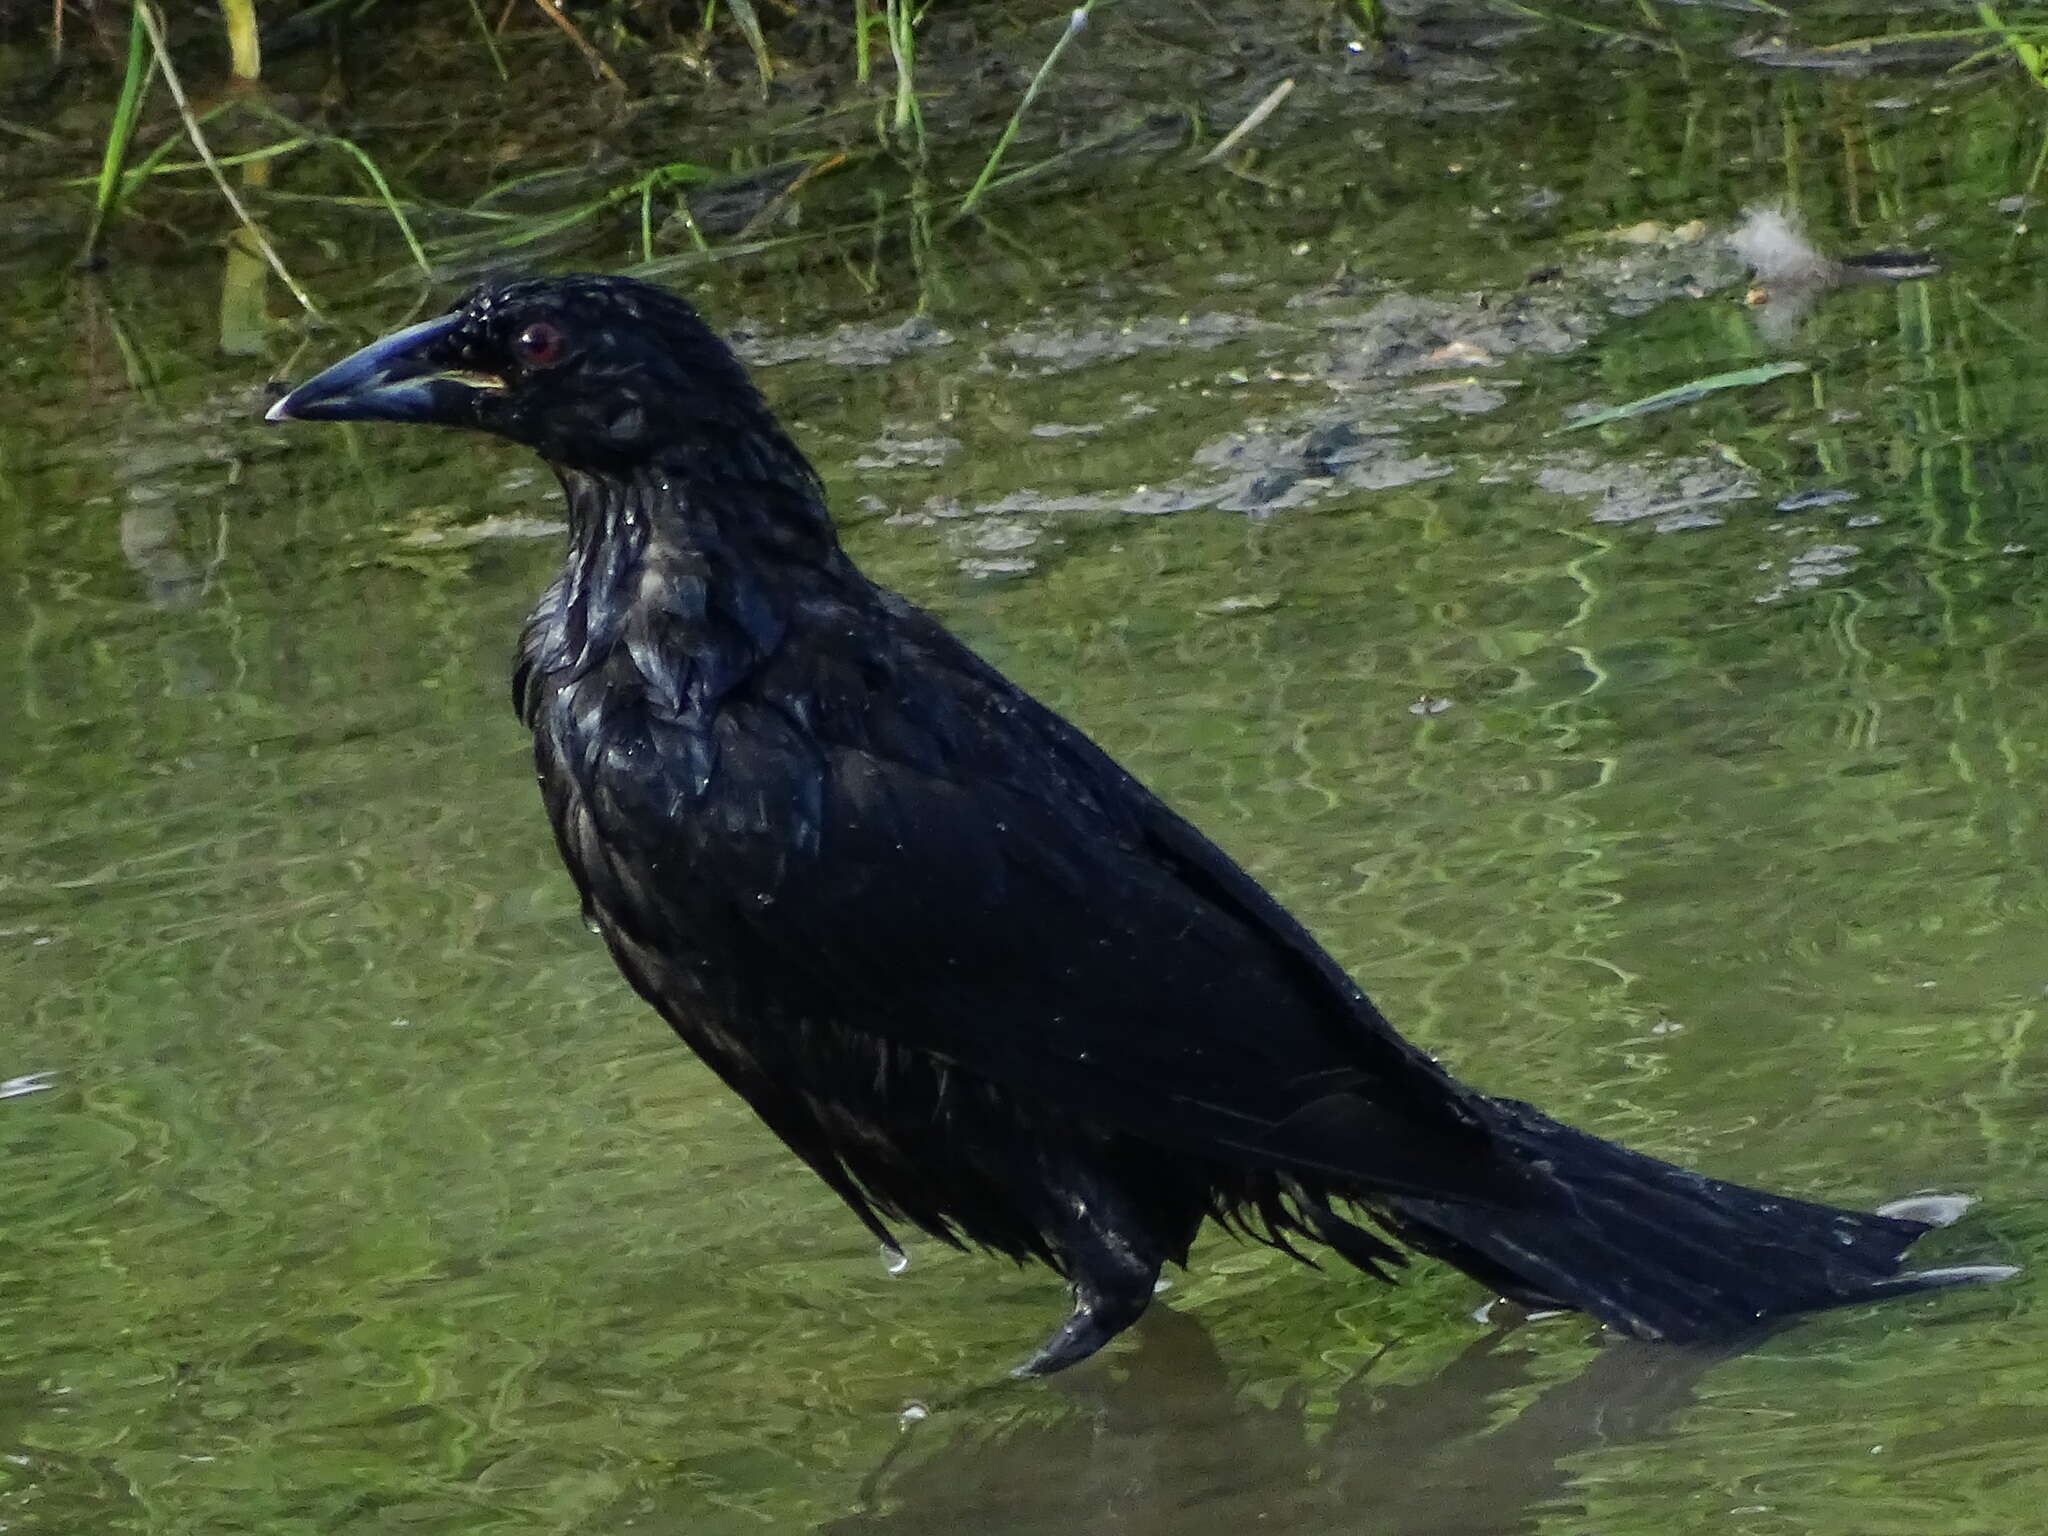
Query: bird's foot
[{"left": 1011, "top": 1277, "right": 1153, "bottom": 1378}]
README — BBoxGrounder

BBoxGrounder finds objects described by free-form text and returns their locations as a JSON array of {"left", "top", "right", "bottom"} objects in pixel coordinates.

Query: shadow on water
[{"left": 833, "top": 1309, "right": 1744, "bottom": 1536}]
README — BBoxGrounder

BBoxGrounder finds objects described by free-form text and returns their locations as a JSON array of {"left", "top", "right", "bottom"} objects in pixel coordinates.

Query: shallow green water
[{"left": 6, "top": 10, "right": 2048, "bottom": 1533}]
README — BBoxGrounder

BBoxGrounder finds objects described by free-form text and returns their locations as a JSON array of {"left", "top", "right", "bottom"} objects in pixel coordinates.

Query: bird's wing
[{"left": 605, "top": 593, "right": 1511, "bottom": 1206}]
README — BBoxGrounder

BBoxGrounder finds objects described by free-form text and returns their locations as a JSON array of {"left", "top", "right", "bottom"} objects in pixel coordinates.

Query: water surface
[{"left": 4, "top": 9, "right": 2047, "bottom": 1532}]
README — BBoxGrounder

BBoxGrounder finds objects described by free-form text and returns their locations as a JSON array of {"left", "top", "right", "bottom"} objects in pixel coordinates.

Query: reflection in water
[
  {"left": 834, "top": 1310, "right": 1741, "bottom": 1536},
  {"left": 119, "top": 490, "right": 207, "bottom": 609}
]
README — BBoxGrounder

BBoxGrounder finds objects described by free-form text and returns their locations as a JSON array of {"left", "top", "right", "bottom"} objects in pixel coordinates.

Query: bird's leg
[{"left": 1012, "top": 1190, "right": 1166, "bottom": 1379}]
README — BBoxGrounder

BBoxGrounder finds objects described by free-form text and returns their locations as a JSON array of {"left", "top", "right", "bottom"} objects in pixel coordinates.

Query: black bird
[{"left": 267, "top": 275, "right": 2006, "bottom": 1376}]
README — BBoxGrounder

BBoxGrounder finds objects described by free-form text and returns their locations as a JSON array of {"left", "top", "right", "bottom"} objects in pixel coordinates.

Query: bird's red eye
[{"left": 513, "top": 321, "right": 566, "bottom": 369}]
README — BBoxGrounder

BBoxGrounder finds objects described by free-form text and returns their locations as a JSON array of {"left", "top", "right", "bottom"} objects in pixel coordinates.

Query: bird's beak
[{"left": 264, "top": 312, "right": 505, "bottom": 426}]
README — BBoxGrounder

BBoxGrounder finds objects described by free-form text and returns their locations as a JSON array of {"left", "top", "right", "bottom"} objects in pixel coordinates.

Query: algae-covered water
[{"left": 4, "top": 5, "right": 2048, "bottom": 1531}]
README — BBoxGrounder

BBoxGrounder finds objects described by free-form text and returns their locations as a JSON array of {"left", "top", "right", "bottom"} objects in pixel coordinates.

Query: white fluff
[{"left": 1729, "top": 204, "right": 1838, "bottom": 285}]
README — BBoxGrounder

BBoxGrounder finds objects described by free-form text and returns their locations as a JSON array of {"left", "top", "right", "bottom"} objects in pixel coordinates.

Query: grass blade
[
  {"left": 318, "top": 134, "right": 435, "bottom": 278},
  {"left": 465, "top": 0, "right": 511, "bottom": 82},
  {"left": 722, "top": 0, "right": 775, "bottom": 92},
  {"left": 132, "top": 1, "right": 319, "bottom": 316},
  {"left": 1560, "top": 361, "right": 1808, "bottom": 433},
  {"left": 531, "top": 0, "right": 624, "bottom": 87},
  {"left": 65, "top": 132, "right": 307, "bottom": 191},
  {"left": 220, "top": 0, "right": 261, "bottom": 80},
  {"left": 885, "top": 0, "right": 925, "bottom": 154},
  {"left": 960, "top": 5, "right": 1093, "bottom": 216},
  {"left": 1199, "top": 76, "right": 1294, "bottom": 167},
  {"left": 1979, "top": 4, "right": 2048, "bottom": 85},
  {"left": 79, "top": 2, "right": 156, "bottom": 265},
  {"left": 1, "top": 118, "right": 61, "bottom": 145}
]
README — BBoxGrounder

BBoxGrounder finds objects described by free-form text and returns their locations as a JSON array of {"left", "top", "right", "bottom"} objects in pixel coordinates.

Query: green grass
[
  {"left": 64, "top": 0, "right": 2048, "bottom": 313},
  {"left": 884, "top": 0, "right": 929, "bottom": 156},
  {"left": 1559, "top": 362, "right": 1811, "bottom": 434},
  {"left": 78, "top": 2, "right": 154, "bottom": 267},
  {"left": 960, "top": 4, "right": 1094, "bottom": 216}
]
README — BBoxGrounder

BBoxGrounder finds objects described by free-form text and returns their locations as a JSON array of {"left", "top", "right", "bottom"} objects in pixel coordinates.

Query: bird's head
[{"left": 266, "top": 274, "right": 782, "bottom": 476}]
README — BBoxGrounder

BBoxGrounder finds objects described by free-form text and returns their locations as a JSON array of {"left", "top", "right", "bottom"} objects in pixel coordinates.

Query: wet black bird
[{"left": 267, "top": 275, "right": 2005, "bottom": 1376}]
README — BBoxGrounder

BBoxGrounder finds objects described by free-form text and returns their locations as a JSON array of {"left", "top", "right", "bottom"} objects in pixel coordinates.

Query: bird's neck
[{"left": 522, "top": 457, "right": 847, "bottom": 696}]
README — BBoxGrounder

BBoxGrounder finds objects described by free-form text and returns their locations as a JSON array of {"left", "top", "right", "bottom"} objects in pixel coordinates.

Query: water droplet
[
  {"left": 1908, "top": 1263, "right": 2019, "bottom": 1287},
  {"left": 882, "top": 1244, "right": 909, "bottom": 1275},
  {"left": 899, "top": 1401, "right": 929, "bottom": 1424},
  {"left": 1876, "top": 1193, "right": 1973, "bottom": 1227}
]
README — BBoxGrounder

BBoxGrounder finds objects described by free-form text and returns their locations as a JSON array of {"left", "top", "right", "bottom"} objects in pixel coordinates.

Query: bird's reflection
[{"left": 832, "top": 1307, "right": 1749, "bottom": 1536}]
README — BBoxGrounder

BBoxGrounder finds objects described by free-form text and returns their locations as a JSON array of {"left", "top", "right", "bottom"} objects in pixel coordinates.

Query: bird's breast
[{"left": 530, "top": 640, "right": 821, "bottom": 930}]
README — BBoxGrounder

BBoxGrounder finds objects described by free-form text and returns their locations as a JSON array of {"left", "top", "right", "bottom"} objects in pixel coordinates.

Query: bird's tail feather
[{"left": 1377, "top": 1097, "right": 2011, "bottom": 1341}]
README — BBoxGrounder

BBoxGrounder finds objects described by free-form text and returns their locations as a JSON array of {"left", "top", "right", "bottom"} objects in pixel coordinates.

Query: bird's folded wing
[{"left": 609, "top": 653, "right": 1513, "bottom": 1206}]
